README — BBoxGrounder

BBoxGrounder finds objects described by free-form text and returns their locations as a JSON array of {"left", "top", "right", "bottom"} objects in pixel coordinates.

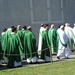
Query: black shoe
[
  {"left": 71, "top": 50, "right": 74, "bottom": 52},
  {"left": 22, "top": 58, "right": 25, "bottom": 60},
  {"left": 18, "top": 65, "right": 22, "bottom": 67},
  {"left": 6, "top": 66, "right": 14, "bottom": 68},
  {"left": 57, "top": 56, "right": 60, "bottom": 59},
  {"left": 0, "top": 65, "right": 3, "bottom": 67}
]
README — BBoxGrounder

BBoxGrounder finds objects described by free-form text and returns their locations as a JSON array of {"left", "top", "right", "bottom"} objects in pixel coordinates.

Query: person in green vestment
[
  {"left": 2, "top": 26, "right": 15, "bottom": 64},
  {"left": 6, "top": 25, "right": 14, "bottom": 38},
  {"left": 40, "top": 24, "right": 50, "bottom": 62},
  {"left": 0, "top": 29, "right": 7, "bottom": 66},
  {"left": 25, "top": 26, "right": 38, "bottom": 64},
  {"left": 1, "top": 28, "right": 8, "bottom": 64},
  {"left": 7, "top": 27, "right": 23, "bottom": 68},
  {"left": 17, "top": 25, "right": 22, "bottom": 41},
  {"left": 21, "top": 26, "right": 27, "bottom": 60},
  {"left": 0, "top": 39, "right": 3, "bottom": 66},
  {"left": 48, "top": 23, "right": 58, "bottom": 54},
  {"left": 16, "top": 25, "right": 23, "bottom": 60},
  {"left": 5, "top": 25, "right": 14, "bottom": 55},
  {"left": 1, "top": 28, "right": 7, "bottom": 54}
]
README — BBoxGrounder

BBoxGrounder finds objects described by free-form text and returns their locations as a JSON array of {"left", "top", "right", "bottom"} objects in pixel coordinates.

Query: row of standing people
[
  {"left": 0, "top": 23, "right": 75, "bottom": 68},
  {"left": 0, "top": 25, "right": 38, "bottom": 68},
  {"left": 38, "top": 23, "right": 75, "bottom": 60},
  {"left": 57, "top": 23, "right": 75, "bottom": 59}
]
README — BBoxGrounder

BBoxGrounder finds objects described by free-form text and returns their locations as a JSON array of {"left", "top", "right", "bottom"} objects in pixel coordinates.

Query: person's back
[
  {"left": 26, "top": 26, "right": 38, "bottom": 64},
  {"left": 57, "top": 25, "right": 70, "bottom": 59},
  {"left": 7, "top": 28, "right": 22, "bottom": 68},
  {"left": 48, "top": 24, "right": 58, "bottom": 54},
  {"left": 65, "top": 24, "right": 74, "bottom": 50}
]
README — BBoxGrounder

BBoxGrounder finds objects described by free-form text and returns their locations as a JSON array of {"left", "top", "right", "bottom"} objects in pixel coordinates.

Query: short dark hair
[
  {"left": 44, "top": 24, "right": 48, "bottom": 28},
  {"left": 12, "top": 27, "right": 16, "bottom": 32},
  {"left": 23, "top": 26, "right": 27, "bottom": 30},
  {"left": 10, "top": 25, "right": 14, "bottom": 29}
]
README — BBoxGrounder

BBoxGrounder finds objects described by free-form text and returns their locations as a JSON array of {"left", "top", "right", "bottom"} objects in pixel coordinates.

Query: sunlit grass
[{"left": 0, "top": 60, "right": 75, "bottom": 75}]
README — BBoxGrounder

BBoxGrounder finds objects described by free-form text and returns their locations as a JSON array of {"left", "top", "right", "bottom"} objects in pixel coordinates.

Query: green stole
[{"left": 59, "top": 39, "right": 67, "bottom": 48}]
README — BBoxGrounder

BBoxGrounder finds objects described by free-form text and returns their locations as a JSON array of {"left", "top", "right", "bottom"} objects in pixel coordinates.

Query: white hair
[
  {"left": 60, "top": 25, "right": 64, "bottom": 29},
  {"left": 17, "top": 25, "right": 21, "bottom": 30},
  {"left": 27, "top": 26, "right": 31, "bottom": 29},
  {"left": 74, "top": 23, "right": 75, "bottom": 27}
]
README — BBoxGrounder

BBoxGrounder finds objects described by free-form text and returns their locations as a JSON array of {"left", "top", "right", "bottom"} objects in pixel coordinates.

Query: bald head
[
  {"left": 17, "top": 25, "right": 21, "bottom": 30},
  {"left": 50, "top": 24, "right": 54, "bottom": 28},
  {"left": 60, "top": 25, "right": 64, "bottom": 30},
  {"left": 74, "top": 23, "right": 75, "bottom": 27}
]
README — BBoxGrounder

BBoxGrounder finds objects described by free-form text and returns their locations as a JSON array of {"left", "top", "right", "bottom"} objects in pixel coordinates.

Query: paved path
[{"left": 0, "top": 51, "right": 75, "bottom": 70}]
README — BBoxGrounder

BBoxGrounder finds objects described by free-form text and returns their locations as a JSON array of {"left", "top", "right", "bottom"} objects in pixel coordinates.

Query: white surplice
[
  {"left": 57, "top": 29, "right": 70, "bottom": 57},
  {"left": 38, "top": 27, "right": 45, "bottom": 52},
  {"left": 65, "top": 26, "right": 74, "bottom": 50},
  {"left": 72, "top": 27, "right": 75, "bottom": 43}
]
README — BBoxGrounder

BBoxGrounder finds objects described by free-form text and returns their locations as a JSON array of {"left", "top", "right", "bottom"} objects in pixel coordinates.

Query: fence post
[{"left": 49, "top": 46, "right": 53, "bottom": 63}]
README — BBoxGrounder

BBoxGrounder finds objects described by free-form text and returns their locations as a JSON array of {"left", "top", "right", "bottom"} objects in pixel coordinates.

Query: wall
[{"left": 0, "top": 0, "right": 75, "bottom": 44}]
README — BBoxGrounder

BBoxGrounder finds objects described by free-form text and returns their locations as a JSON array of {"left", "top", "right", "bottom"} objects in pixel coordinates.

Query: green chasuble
[
  {"left": 25, "top": 30, "right": 38, "bottom": 59},
  {"left": 4, "top": 29, "right": 12, "bottom": 56},
  {"left": 7, "top": 33, "right": 23, "bottom": 67},
  {"left": 16, "top": 30, "right": 22, "bottom": 41},
  {"left": 21, "top": 29, "right": 27, "bottom": 53},
  {"left": 0, "top": 39, "right": 3, "bottom": 60},
  {"left": 6, "top": 29, "right": 12, "bottom": 38},
  {"left": 1, "top": 32, "right": 8, "bottom": 56},
  {"left": 48, "top": 28, "right": 58, "bottom": 54},
  {"left": 41, "top": 30, "right": 50, "bottom": 60}
]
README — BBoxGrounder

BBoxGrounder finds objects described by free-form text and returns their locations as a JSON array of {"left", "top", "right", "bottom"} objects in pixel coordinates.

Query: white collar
[{"left": 11, "top": 32, "right": 15, "bottom": 34}]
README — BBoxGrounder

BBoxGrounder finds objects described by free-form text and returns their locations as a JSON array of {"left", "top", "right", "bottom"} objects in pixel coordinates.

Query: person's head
[
  {"left": 74, "top": 23, "right": 75, "bottom": 27},
  {"left": 50, "top": 23, "right": 54, "bottom": 28},
  {"left": 23, "top": 26, "right": 27, "bottom": 30},
  {"left": 10, "top": 25, "right": 14, "bottom": 30},
  {"left": 17, "top": 25, "right": 21, "bottom": 30},
  {"left": 65, "top": 23, "right": 69, "bottom": 27},
  {"left": 12, "top": 27, "right": 17, "bottom": 33},
  {"left": 3, "top": 28, "right": 7, "bottom": 32},
  {"left": 44, "top": 24, "right": 49, "bottom": 30},
  {"left": 27, "top": 26, "right": 32, "bottom": 31},
  {"left": 60, "top": 25, "right": 64, "bottom": 31},
  {"left": 41, "top": 23, "right": 44, "bottom": 27},
  {"left": 68, "top": 23, "right": 71, "bottom": 27}
]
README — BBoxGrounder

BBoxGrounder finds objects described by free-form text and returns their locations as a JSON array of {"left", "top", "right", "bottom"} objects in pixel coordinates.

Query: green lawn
[{"left": 0, "top": 60, "right": 75, "bottom": 75}]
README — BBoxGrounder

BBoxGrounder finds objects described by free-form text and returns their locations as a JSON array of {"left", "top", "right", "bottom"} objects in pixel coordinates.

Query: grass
[{"left": 0, "top": 60, "right": 75, "bottom": 75}]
